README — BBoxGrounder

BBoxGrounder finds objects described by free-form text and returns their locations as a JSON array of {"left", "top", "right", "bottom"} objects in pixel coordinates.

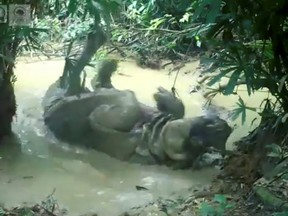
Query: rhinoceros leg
[
  {"left": 88, "top": 92, "right": 141, "bottom": 132},
  {"left": 90, "top": 59, "right": 118, "bottom": 90},
  {"left": 153, "top": 86, "right": 185, "bottom": 119},
  {"left": 84, "top": 120, "right": 141, "bottom": 161},
  {"left": 44, "top": 89, "right": 142, "bottom": 144}
]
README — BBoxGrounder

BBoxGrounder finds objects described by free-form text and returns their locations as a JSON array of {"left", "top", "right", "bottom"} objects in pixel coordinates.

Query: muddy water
[{"left": 0, "top": 57, "right": 269, "bottom": 215}]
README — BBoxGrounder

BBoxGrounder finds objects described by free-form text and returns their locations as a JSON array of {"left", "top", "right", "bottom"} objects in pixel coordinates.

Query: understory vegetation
[{"left": 1, "top": 0, "right": 288, "bottom": 215}]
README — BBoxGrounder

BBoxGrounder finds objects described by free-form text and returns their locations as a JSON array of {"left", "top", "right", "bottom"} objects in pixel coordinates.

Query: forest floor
[{"left": 0, "top": 175, "right": 276, "bottom": 216}]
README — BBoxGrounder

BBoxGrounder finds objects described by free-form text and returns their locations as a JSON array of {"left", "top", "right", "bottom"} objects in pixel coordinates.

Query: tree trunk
[
  {"left": 66, "top": 24, "right": 107, "bottom": 96},
  {"left": 0, "top": 62, "right": 16, "bottom": 140}
]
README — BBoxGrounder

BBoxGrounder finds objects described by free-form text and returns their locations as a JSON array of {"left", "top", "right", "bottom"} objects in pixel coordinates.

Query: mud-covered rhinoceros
[{"left": 42, "top": 61, "right": 232, "bottom": 169}]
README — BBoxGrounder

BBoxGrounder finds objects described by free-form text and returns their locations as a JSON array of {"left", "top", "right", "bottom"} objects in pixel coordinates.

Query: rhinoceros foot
[
  {"left": 153, "top": 87, "right": 185, "bottom": 119},
  {"left": 88, "top": 89, "right": 142, "bottom": 132}
]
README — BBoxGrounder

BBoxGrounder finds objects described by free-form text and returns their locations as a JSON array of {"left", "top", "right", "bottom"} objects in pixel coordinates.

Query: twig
[
  {"left": 108, "top": 40, "right": 126, "bottom": 57},
  {"left": 162, "top": 61, "right": 174, "bottom": 68},
  {"left": 39, "top": 206, "right": 57, "bottom": 216},
  {"left": 107, "top": 37, "right": 140, "bottom": 56},
  {"left": 128, "top": 24, "right": 205, "bottom": 34}
]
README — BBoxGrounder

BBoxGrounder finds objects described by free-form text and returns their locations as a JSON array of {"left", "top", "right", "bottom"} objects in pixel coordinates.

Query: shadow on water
[
  {"left": 0, "top": 134, "right": 22, "bottom": 170},
  {"left": 0, "top": 57, "right": 268, "bottom": 215}
]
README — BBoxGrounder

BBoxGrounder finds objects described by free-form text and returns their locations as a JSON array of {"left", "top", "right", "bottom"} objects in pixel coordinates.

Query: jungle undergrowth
[{"left": 8, "top": 0, "right": 288, "bottom": 212}]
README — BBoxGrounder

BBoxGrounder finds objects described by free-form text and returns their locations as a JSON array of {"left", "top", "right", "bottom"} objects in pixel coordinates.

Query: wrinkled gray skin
[
  {"left": 43, "top": 82, "right": 143, "bottom": 160},
  {"left": 43, "top": 77, "right": 232, "bottom": 169},
  {"left": 137, "top": 114, "right": 232, "bottom": 169}
]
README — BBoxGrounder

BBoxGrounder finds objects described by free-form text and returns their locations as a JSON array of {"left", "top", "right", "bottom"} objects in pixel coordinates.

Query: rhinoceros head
[{"left": 188, "top": 115, "right": 233, "bottom": 153}]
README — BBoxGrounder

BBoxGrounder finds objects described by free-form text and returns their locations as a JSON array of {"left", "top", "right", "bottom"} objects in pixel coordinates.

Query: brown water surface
[{"left": 0, "top": 57, "right": 269, "bottom": 215}]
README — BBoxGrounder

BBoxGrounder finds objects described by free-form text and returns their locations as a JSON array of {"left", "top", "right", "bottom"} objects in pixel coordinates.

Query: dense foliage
[
  {"left": 1, "top": 1, "right": 288, "bottom": 214},
  {"left": 202, "top": 0, "right": 288, "bottom": 118},
  {"left": 113, "top": 0, "right": 288, "bottom": 151},
  {"left": 1, "top": 0, "right": 288, "bottom": 147},
  {"left": 0, "top": 0, "right": 120, "bottom": 136}
]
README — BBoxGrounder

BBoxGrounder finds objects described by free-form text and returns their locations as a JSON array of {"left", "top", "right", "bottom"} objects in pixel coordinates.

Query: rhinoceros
[{"left": 42, "top": 60, "right": 232, "bottom": 169}]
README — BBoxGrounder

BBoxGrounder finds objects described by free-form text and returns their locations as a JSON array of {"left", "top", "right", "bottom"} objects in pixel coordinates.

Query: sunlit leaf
[
  {"left": 149, "top": 17, "right": 165, "bottom": 29},
  {"left": 179, "top": 12, "right": 190, "bottom": 23}
]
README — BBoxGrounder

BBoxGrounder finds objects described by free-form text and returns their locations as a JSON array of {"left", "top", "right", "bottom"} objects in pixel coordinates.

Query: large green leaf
[
  {"left": 192, "top": 0, "right": 222, "bottom": 23},
  {"left": 278, "top": 74, "right": 288, "bottom": 93},
  {"left": 243, "top": 64, "right": 254, "bottom": 95},
  {"left": 206, "top": 0, "right": 222, "bottom": 23},
  {"left": 206, "top": 67, "right": 234, "bottom": 86},
  {"left": 67, "top": 0, "right": 78, "bottom": 15},
  {"left": 224, "top": 69, "right": 241, "bottom": 95},
  {"left": 229, "top": 96, "right": 256, "bottom": 124}
]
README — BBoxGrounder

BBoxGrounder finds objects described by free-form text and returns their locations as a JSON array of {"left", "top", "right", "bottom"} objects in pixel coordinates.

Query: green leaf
[
  {"left": 180, "top": 12, "right": 191, "bottom": 23},
  {"left": 241, "top": 110, "right": 246, "bottom": 124},
  {"left": 224, "top": 69, "right": 242, "bottom": 95},
  {"left": 229, "top": 96, "right": 249, "bottom": 124},
  {"left": 278, "top": 74, "right": 288, "bottom": 93},
  {"left": 199, "top": 202, "right": 215, "bottom": 216},
  {"left": 206, "top": 0, "right": 222, "bottom": 23},
  {"left": 250, "top": 117, "right": 258, "bottom": 127},
  {"left": 237, "top": 96, "right": 245, "bottom": 107},
  {"left": 282, "top": 113, "right": 288, "bottom": 123},
  {"left": 0, "top": 207, "right": 5, "bottom": 215},
  {"left": 213, "top": 194, "right": 227, "bottom": 204},
  {"left": 67, "top": 0, "right": 78, "bottom": 15},
  {"left": 191, "top": 0, "right": 221, "bottom": 24},
  {"left": 244, "top": 64, "right": 255, "bottom": 95},
  {"left": 207, "top": 67, "right": 233, "bottom": 86},
  {"left": 272, "top": 211, "right": 288, "bottom": 216},
  {"left": 267, "top": 152, "right": 282, "bottom": 158},
  {"left": 149, "top": 17, "right": 165, "bottom": 29},
  {"left": 266, "top": 143, "right": 282, "bottom": 156},
  {"left": 245, "top": 106, "right": 257, "bottom": 112},
  {"left": 225, "top": 204, "right": 235, "bottom": 209}
]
